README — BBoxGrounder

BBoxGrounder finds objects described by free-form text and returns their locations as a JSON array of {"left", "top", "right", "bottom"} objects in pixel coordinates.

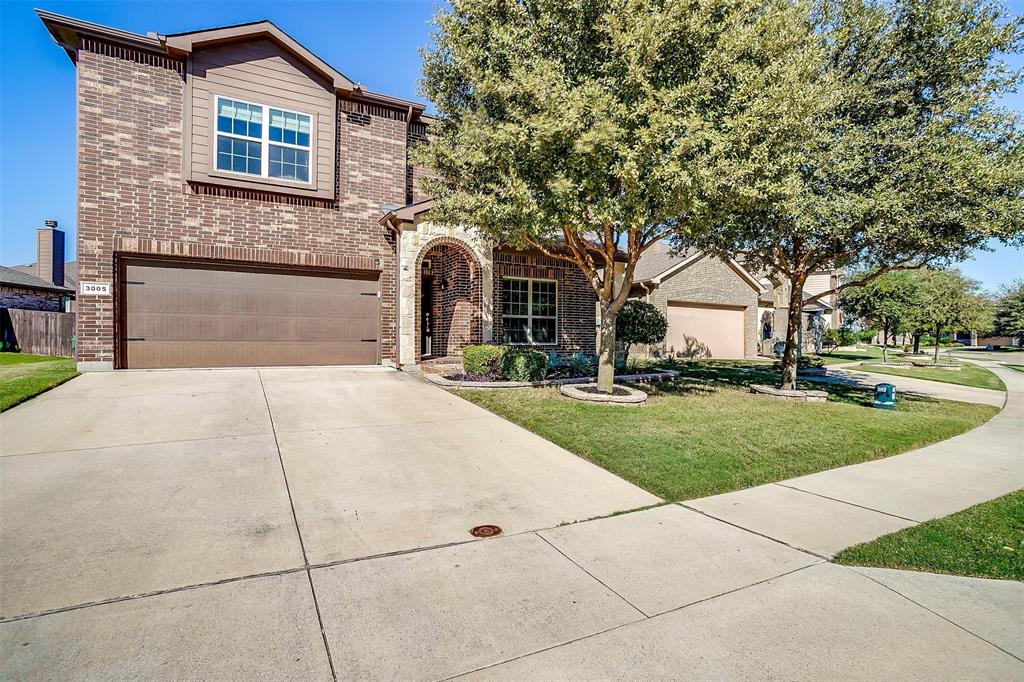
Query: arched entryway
[{"left": 415, "top": 238, "right": 483, "bottom": 362}]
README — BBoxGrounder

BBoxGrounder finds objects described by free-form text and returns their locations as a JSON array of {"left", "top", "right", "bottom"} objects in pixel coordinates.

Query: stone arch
[{"left": 414, "top": 236, "right": 484, "bottom": 361}]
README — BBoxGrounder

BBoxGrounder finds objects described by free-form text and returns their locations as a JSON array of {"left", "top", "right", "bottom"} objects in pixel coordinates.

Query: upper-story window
[{"left": 215, "top": 96, "right": 312, "bottom": 183}]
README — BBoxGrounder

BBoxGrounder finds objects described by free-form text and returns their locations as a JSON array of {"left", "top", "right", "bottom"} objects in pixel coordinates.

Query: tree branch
[{"left": 802, "top": 254, "right": 933, "bottom": 306}]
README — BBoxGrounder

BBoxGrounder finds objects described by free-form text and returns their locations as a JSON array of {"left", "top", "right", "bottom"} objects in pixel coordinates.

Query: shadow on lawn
[{"left": 645, "top": 359, "right": 941, "bottom": 409}]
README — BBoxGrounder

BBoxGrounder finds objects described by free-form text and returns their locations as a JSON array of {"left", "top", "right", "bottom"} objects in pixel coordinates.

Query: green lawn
[
  {"left": 856, "top": 362, "right": 1006, "bottom": 391},
  {"left": 0, "top": 353, "right": 79, "bottom": 411},
  {"left": 814, "top": 345, "right": 883, "bottom": 365},
  {"left": 454, "top": 361, "right": 997, "bottom": 501},
  {"left": 1004, "top": 364, "right": 1024, "bottom": 373},
  {"left": 835, "top": 491, "right": 1024, "bottom": 581}
]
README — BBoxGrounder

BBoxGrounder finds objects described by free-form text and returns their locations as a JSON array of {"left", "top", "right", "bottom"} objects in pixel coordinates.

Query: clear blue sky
[{"left": 1, "top": 0, "right": 1021, "bottom": 290}]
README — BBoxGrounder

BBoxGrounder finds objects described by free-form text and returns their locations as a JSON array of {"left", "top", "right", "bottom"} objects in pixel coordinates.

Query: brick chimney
[{"left": 36, "top": 220, "right": 65, "bottom": 287}]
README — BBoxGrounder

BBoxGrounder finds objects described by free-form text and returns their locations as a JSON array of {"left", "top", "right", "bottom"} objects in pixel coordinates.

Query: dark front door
[{"left": 421, "top": 275, "right": 433, "bottom": 357}]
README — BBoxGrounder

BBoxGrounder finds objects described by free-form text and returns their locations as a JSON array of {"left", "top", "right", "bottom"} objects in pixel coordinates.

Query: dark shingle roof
[
  {"left": 632, "top": 241, "right": 699, "bottom": 282},
  {"left": 7, "top": 261, "right": 77, "bottom": 290},
  {"left": 0, "top": 264, "right": 75, "bottom": 293}
]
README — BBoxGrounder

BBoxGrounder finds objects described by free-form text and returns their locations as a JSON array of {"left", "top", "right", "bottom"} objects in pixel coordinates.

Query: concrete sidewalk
[
  {"left": 689, "top": 361, "right": 1022, "bottom": 557},
  {"left": 807, "top": 364, "right": 1007, "bottom": 407}
]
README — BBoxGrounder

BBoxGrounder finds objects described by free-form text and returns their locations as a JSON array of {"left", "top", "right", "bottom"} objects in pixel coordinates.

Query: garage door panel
[
  {"left": 665, "top": 302, "right": 745, "bottom": 359},
  {"left": 126, "top": 340, "right": 379, "bottom": 369},
  {"left": 122, "top": 260, "right": 380, "bottom": 369}
]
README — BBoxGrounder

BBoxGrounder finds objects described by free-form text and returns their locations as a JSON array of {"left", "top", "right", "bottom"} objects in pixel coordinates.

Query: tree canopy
[
  {"left": 684, "top": 0, "right": 1024, "bottom": 388},
  {"left": 839, "top": 270, "right": 921, "bottom": 362},
  {"left": 415, "top": 0, "right": 822, "bottom": 391},
  {"left": 911, "top": 269, "right": 991, "bottom": 362},
  {"left": 993, "top": 280, "right": 1024, "bottom": 340}
]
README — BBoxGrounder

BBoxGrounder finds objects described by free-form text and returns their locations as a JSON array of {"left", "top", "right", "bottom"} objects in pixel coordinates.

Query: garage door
[
  {"left": 665, "top": 302, "right": 745, "bottom": 358},
  {"left": 121, "top": 259, "right": 380, "bottom": 369}
]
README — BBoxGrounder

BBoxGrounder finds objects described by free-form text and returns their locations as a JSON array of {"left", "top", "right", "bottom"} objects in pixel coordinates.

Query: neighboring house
[
  {"left": 756, "top": 271, "right": 843, "bottom": 353},
  {"left": 954, "top": 331, "right": 1020, "bottom": 348},
  {"left": 630, "top": 243, "right": 764, "bottom": 358},
  {"left": 40, "top": 11, "right": 601, "bottom": 371},
  {"left": 1, "top": 223, "right": 75, "bottom": 313},
  {"left": 8, "top": 221, "right": 78, "bottom": 313}
]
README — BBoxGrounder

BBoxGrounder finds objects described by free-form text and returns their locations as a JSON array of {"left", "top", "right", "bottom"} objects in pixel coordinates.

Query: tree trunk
[
  {"left": 597, "top": 308, "right": 618, "bottom": 394},
  {"left": 913, "top": 332, "right": 921, "bottom": 355},
  {"left": 933, "top": 325, "right": 942, "bottom": 365},
  {"left": 779, "top": 283, "right": 805, "bottom": 391},
  {"left": 882, "top": 325, "right": 889, "bottom": 364}
]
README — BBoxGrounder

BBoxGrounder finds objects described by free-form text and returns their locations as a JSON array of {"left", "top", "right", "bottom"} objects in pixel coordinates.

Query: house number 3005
[{"left": 80, "top": 282, "right": 111, "bottom": 295}]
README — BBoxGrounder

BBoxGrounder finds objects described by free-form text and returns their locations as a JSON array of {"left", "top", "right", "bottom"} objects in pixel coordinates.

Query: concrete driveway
[
  {"left": 0, "top": 366, "right": 656, "bottom": 679},
  {"left": 3, "top": 365, "right": 1020, "bottom": 680}
]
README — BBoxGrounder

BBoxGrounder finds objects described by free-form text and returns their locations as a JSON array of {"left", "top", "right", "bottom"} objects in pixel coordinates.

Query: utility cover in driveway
[{"left": 121, "top": 259, "right": 380, "bottom": 368}]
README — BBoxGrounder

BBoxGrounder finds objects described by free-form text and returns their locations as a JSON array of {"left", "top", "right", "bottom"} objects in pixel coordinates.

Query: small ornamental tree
[
  {"left": 839, "top": 270, "right": 921, "bottom": 363},
  {"left": 993, "top": 280, "right": 1024, "bottom": 342},
  {"left": 616, "top": 300, "right": 668, "bottom": 365},
  {"left": 416, "top": 0, "right": 824, "bottom": 392},
  {"left": 912, "top": 269, "right": 991, "bottom": 364},
  {"left": 687, "top": 0, "right": 1024, "bottom": 390}
]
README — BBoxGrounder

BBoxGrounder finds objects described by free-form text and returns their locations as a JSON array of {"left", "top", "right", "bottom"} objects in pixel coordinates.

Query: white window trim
[
  {"left": 213, "top": 95, "right": 313, "bottom": 185},
  {"left": 502, "top": 276, "right": 558, "bottom": 346}
]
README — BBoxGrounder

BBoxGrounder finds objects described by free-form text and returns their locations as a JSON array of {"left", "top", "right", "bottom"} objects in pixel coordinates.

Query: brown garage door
[
  {"left": 666, "top": 302, "right": 745, "bottom": 359},
  {"left": 121, "top": 259, "right": 380, "bottom": 369}
]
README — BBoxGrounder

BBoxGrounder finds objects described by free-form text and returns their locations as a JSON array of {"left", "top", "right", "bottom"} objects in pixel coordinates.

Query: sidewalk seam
[
  {"left": 843, "top": 566, "right": 1024, "bottom": 664},
  {"left": 442, "top": 562, "right": 821, "bottom": 680},
  {"left": 773, "top": 482, "right": 920, "bottom": 523},
  {"left": 533, "top": 532, "right": 650, "bottom": 618},
  {"left": 258, "top": 369, "right": 338, "bottom": 682}
]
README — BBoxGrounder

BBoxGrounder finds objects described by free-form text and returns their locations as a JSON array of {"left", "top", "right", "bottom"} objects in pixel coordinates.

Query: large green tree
[
  {"left": 688, "top": 0, "right": 1024, "bottom": 390},
  {"left": 839, "top": 270, "right": 921, "bottom": 363},
  {"left": 415, "top": 0, "right": 820, "bottom": 392},
  {"left": 993, "top": 280, "right": 1024, "bottom": 341},
  {"left": 909, "top": 269, "right": 990, "bottom": 362}
]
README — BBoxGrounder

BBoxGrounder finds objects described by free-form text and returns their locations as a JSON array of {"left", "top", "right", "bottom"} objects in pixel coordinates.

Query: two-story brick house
[{"left": 40, "top": 10, "right": 600, "bottom": 371}]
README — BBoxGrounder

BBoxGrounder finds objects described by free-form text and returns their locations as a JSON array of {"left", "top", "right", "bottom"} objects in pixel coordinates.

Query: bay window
[
  {"left": 215, "top": 96, "right": 311, "bottom": 183},
  {"left": 502, "top": 277, "right": 557, "bottom": 345}
]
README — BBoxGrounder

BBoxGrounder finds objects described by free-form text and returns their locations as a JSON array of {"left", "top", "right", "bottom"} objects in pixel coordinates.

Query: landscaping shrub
[
  {"left": 858, "top": 329, "right": 878, "bottom": 343},
  {"left": 463, "top": 344, "right": 505, "bottom": 376},
  {"left": 569, "top": 352, "right": 592, "bottom": 377},
  {"left": 823, "top": 327, "right": 858, "bottom": 351},
  {"left": 616, "top": 300, "right": 668, "bottom": 362},
  {"left": 500, "top": 347, "right": 548, "bottom": 381}
]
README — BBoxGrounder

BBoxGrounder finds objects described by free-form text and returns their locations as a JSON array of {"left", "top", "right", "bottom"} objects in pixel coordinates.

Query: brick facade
[
  {"left": 645, "top": 255, "right": 759, "bottom": 357},
  {"left": 75, "top": 41, "right": 407, "bottom": 367},
  {"left": 492, "top": 251, "right": 597, "bottom": 355},
  {"left": 416, "top": 239, "right": 484, "bottom": 360},
  {"left": 0, "top": 286, "right": 65, "bottom": 313}
]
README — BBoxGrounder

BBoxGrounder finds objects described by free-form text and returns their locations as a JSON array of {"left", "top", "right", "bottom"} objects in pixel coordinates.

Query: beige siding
[
  {"left": 804, "top": 272, "right": 832, "bottom": 298},
  {"left": 187, "top": 40, "right": 335, "bottom": 198}
]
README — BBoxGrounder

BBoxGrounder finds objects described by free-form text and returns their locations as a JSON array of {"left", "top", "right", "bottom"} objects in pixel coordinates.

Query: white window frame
[
  {"left": 213, "top": 95, "right": 313, "bottom": 185},
  {"left": 502, "top": 276, "right": 558, "bottom": 346}
]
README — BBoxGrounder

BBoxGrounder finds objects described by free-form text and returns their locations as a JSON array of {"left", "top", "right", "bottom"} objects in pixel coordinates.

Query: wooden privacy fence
[{"left": 1, "top": 308, "right": 75, "bottom": 357}]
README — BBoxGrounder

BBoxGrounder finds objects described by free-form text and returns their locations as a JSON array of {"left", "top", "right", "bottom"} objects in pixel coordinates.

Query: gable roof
[
  {"left": 0, "top": 265, "right": 74, "bottom": 294},
  {"left": 633, "top": 241, "right": 764, "bottom": 293},
  {"left": 36, "top": 10, "right": 426, "bottom": 114},
  {"left": 163, "top": 21, "right": 356, "bottom": 93}
]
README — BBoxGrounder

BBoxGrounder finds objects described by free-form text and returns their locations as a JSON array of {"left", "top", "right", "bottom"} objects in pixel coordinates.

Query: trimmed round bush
[
  {"left": 500, "top": 347, "right": 548, "bottom": 382},
  {"left": 462, "top": 344, "right": 506, "bottom": 376}
]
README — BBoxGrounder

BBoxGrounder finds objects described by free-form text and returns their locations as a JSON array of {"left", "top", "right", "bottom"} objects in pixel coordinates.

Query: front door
[{"left": 421, "top": 276, "right": 433, "bottom": 358}]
